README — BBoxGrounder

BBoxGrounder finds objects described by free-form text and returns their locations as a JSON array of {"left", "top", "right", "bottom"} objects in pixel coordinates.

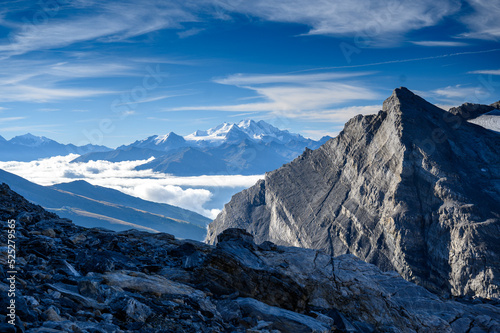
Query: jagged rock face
[
  {"left": 1, "top": 185, "right": 499, "bottom": 332},
  {"left": 207, "top": 88, "right": 500, "bottom": 300},
  {"left": 448, "top": 102, "right": 495, "bottom": 120}
]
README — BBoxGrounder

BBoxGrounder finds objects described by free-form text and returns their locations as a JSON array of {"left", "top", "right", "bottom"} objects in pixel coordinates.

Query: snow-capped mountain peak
[
  {"left": 154, "top": 132, "right": 183, "bottom": 145},
  {"left": 9, "top": 133, "right": 54, "bottom": 147},
  {"left": 206, "top": 122, "right": 236, "bottom": 136},
  {"left": 237, "top": 119, "right": 305, "bottom": 143},
  {"left": 118, "top": 132, "right": 187, "bottom": 152},
  {"left": 184, "top": 119, "right": 307, "bottom": 145},
  {"left": 185, "top": 122, "right": 247, "bottom": 143}
]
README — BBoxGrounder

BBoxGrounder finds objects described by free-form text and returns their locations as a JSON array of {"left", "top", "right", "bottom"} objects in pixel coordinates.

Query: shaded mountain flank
[
  {"left": 207, "top": 88, "right": 500, "bottom": 300},
  {"left": 1, "top": 184, "right": 499, "bottom": 332},
  {"left": 0, "top": 169, "right": 208, "bottom": 241},
  {"left": 0, "top": 133, "right": 111, "bottom": 162}
]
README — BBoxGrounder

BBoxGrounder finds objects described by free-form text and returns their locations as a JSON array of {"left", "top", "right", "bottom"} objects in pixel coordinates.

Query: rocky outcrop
[
  {"left": 448, "top": 102, "right": 495, "bottom": 120},
  {"left": 207, "top": 87, "right": 500, "bottom": 300},
  {"left": 449, "top": 101, "right": 500, "bottom": 133},
  {"left": 1, "top": 183, "right": 500, "bottom": 332}
]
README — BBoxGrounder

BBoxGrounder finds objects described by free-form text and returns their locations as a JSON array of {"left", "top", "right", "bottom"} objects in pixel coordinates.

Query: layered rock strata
[{"left": 207, "top": 88, "right": 500, "bottom": 300}]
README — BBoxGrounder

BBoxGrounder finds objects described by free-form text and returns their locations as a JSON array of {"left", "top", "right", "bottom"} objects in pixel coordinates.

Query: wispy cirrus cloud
[
  {"left": 167, "top": 72, "right": 380, "bottom": 121},
  {"left": 214, "top": 72, "right": 376, "bottom": 86},
  {"left": 424, "top": 84, "right": 490, "bottom": 105},
  {"left": 459, "top": 0, "right": 500, "bottom": 40},
  {"left": 433, "top": 85, "right": 480, "bottom": 99},
  {"left": 0, "top": 116, "right": 26, "bottom": 123},
  {"left": 0, "top": 0, "right": 485, "bottom": 59},
  {"left": 0, "top": 0, "right": 496, "bottom": 65},
  {"left": 468, "top": 69, "right": 500, "bottom": 75},
  {"left": 287, "top": 49, "right": 500, "bottom": 72},
  {"left": 47, "top": 62, "right": 136, "bottom": 78},
  {"left": 289, "top": 105, "right": 381, "bottom": 122},
  {"left": 0, "top": 58, "right": 139, "bottom": 103},
  {"left": 213, "top": 0, "right": 461, "bottom": 45},
  {"left": 177, "top": 27, "right": 205, "bottom": 39},
  {"left": 0, "top": 85, "right": 115, "bottom": 103},
  {"left": 115, "top": 92, "right": 195, "bottom": 107},
  {"left": 0, "top": 124, "right": 62, "bottom": 133},
  {"left": 411, "top": 41, "right": 469, "bottom": 47},
  {"left": 0, "top": 1, "right": 198, "bottom": 57}
]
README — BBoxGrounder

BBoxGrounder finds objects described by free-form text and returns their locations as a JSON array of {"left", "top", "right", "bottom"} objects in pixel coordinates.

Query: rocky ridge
[
  {"left": 1, "top": 183, "right": 499, "bottom": 332},
  {"left": 207, "top": 88, "right": 500, "bottom": 301},
  {"left": 449, "top": 102, "right": 500, "bottom": 133}
]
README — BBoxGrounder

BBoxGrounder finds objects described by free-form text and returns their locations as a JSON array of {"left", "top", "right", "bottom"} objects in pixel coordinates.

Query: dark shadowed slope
[{"left": 0, "top": 169, "right": 208, "bottom": 240}]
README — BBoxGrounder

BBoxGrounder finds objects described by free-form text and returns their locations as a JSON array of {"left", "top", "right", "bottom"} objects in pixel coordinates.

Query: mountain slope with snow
[
  {"left": 469, "top": 110, "right": 500, "bottom": 133},
  {"left": 0, "top": 133, "right": 111, "bottom": 162}
]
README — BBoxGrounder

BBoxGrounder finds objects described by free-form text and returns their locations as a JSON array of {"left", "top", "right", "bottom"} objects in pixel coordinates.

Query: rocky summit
[
  {"left": 207, "top": 87, "right": 500, "bottom": 301},
  {"left": 1, "top": 183, "right": 500, "bottom": 332}
]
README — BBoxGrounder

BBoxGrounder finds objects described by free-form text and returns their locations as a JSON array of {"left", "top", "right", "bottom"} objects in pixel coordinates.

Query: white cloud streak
[
  {"left": 0, "top": 1, "right": 197, "bottom": 57},
  {"left": 0, "top": 0, "right": 485, "bottom": 58},
  {"left": 468, "top": 69, "right": 500, "bottom": 75},
  {"left": 287, "top": 48, "right": 500, "bottom": 72},
  {"left": 289, "top": 105, "right": 381, "bottom": 122},
  {"left": 0, "top": 116, "right": 26, "bottom": 123},
  {"left": 0, "top": 154, "right": 263, "bottom": 218},
  {"left": 411, "top": 41, "right": 469, "bottom": 47},
  {"left": 0, "top": 59, "right": 137, "bottom": 103},
  {"left": 168, "top": 72, "right": 380, "bottom": 121},
  {"left": 0, "top": 124, "right": 61, "bottom": 133},
  {"left": 0, "top": 85, "right": 115, "bottom": 103},
  {"left": 214, "top": 72, "right": 376, "bottom": 86},
  {"left": 433, "top": 85, "right": 480, "bottom": 99},
  {"left": 459, "top": 0, "right": 500, "bottom": 40},
  {"left": 426, "top": 84, "right": 490, "bottom": 105},
  {"left": 212, "top": 0, "right": 461, "bottom": 45}
]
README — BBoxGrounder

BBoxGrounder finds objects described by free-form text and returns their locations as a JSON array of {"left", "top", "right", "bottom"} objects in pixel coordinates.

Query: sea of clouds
[{"left": 0, "top": 154, "right": 263, "bottom": 219}]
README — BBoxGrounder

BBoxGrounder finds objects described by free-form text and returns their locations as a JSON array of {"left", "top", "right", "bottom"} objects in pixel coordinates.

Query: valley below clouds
[{"left": 0, "top": 154, "right": 263, "bottom": 219}]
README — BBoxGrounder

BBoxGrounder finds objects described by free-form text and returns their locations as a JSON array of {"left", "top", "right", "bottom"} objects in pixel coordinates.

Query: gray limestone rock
[
  {"left": 1, "top": 153, "right": 499, "bottom": 332},
  {"left": 207, "top": 88, "right": 500, "bottom": 300}
]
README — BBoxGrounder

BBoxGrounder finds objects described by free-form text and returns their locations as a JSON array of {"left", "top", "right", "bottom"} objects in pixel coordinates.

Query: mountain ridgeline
[
  {"left": 0, "top": 133, "right": 111, "bottom": 162},
  {"left": 0, "top": 169, "right": 209, "bottom": 240},
  {"left": 207, "top": 88, "right": 500, "bottom": 300}
]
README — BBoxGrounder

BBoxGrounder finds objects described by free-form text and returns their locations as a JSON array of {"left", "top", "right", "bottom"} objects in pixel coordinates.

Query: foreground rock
[
  {"left": 1, "top": 183, "right": 499, "bottom": 332},
  {"left": 207, "top": 88, "right": 500, "bottom": 301}
]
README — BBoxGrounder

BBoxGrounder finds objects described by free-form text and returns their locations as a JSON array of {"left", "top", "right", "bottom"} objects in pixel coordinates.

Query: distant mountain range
[
  {"left": 0, "top": 133, "right": 111, "bottom": 161},
  {"left": 73, "top": 119, "right": 331, "bottom": 176},
  {"left": 0, "top": 169, "right": 209, "bottom": 240}
]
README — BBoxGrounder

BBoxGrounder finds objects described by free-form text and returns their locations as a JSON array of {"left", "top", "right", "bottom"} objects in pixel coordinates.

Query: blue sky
[{"left": 0, "top": 0, "right": 499, "bottom": 148}]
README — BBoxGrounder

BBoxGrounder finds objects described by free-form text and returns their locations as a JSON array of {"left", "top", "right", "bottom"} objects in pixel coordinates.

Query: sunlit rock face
[{"left": 207, "top": 87, "right": 500, "bottom": 300}]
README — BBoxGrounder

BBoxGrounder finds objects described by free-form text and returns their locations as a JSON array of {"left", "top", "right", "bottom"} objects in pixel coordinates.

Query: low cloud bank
[{"left": 0, "top": 154, "right": 263, "bottom": 218}]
